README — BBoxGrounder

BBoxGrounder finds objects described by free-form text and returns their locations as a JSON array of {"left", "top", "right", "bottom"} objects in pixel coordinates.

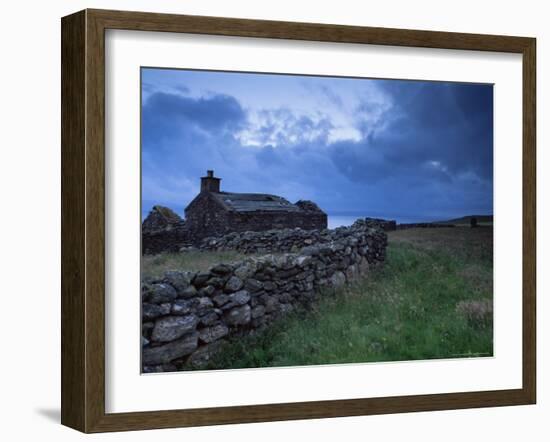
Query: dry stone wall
[
  {"left": 397, "top": 222, "right": 455, "bottom": 229},
  {"left": 200, "top": 219, "right": 386, "bottom": 254},
  {"left": 142, "top": 223, "right": 191, "bottom": 255},
  {"left": 141, "top": 220, "right": 387, "bottom": 372},
  {"left": 363, "top": 217, "right": 397, "bottom": 231},
  {"left": 201, "top": 227, "right": 332, "bottom": 254}
]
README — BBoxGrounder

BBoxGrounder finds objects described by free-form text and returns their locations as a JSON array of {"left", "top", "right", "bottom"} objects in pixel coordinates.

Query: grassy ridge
[
  {"left": 202, "top": 227, "right": 493, "bottom": 370},
  {"left": 437, "top": 214, "right": 493, "bottom": 226}
]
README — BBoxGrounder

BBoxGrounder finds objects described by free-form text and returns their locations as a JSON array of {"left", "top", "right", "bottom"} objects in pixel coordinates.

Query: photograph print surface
[{"left": 140, "top": 67, "right": 494, "bottom": 373}]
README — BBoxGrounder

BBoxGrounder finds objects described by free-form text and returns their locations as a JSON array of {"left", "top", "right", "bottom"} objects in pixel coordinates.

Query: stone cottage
[{"left": 184, "top": 170, "right": 327, "bottom": 239}]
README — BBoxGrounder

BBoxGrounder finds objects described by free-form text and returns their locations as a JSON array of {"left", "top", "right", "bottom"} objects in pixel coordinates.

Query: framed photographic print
[{"left": 61, "top": 9, "right": 536, "bottom": 433}]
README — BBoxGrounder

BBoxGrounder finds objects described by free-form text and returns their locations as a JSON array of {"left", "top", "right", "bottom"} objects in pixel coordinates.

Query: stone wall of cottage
[
  {"left": 184, "top": 193, "right": 231, "bottom": 242},
  {"left": 141, "top": 220, "right": 387, "bottom": 372},
  {"left": 224, "top": 210, "right": 327, "bottom": 236},
  {"left": 182, "top": 193, "right": 327, "bottom": 244}
]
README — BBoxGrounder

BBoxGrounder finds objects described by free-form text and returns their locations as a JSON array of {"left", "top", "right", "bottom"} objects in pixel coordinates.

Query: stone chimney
[{"left": 200, "top": 170, "right": 221, "bottom": 193}]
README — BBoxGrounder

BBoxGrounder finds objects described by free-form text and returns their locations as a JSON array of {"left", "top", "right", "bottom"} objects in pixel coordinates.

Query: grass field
[
  {"left": 142, "top": 250, "right": 252, "bottom": 279},
  {"left": 200, "top": 226, "right": 493, "bottom": 370}
]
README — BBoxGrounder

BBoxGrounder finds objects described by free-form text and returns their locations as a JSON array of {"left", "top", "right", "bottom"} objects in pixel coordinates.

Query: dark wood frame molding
[{"left": 61, "top": 9, "right": 536, "bottom": 433}]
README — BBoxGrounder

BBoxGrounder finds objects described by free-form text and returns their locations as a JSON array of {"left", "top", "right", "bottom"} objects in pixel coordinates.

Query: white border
[{"left": 105, "top": 30, "right": 523, "bottom": 413}]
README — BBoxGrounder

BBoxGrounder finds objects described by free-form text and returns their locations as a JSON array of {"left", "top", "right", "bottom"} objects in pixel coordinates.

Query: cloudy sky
[{"left": 141, "top": 68, "right": 493, "bottom": 223}]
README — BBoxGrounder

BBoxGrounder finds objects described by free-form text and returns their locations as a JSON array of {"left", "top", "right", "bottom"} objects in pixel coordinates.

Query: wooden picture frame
[{"left": 61, "top": 8, "right": 536, "bottom": 433}]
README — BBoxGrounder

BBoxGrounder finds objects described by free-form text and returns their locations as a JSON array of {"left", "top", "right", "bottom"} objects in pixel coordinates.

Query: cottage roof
[{"left": 212, "top": 192, "right": 301, "bottom": 213}]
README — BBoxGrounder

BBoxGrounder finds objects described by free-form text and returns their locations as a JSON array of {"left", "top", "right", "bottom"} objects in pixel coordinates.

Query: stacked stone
[
  {"left": 200, "top": 227, "right": 328, "bottom": 254},
  {"left": 142, "top": 223, "right": 191, "bottom": 255},
  {"left": 142, "top": 206, "right": 192, "bottom": 255},
  {"left": 200, "top": 219, "right": 388, "bottom": 255},
  {"left": 142, "top": 222, "right": 387, "bottom": 373},
  {"left": 363, "top": 217, "right": 397, "bottom": 231}
]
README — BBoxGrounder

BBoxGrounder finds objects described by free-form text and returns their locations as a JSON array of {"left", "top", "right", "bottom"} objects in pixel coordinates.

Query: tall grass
[{"left": 202, "top": 227, "right": 493, "bottom": 370}]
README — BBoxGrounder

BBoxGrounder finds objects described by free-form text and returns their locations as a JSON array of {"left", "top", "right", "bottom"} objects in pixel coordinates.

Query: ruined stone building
[
  {"left": 184, "top": 170, "right": 327, "bottom": 239},
  {"left": 141, "top": 206, "right": 189, "bottom": 255}
]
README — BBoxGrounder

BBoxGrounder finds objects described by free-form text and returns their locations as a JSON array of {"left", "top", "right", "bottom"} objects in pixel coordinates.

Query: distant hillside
[{"left": 437, "top": 215, "right": 493, "bottom": 225}]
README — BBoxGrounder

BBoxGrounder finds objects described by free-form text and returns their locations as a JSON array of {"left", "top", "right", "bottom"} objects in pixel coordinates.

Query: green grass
[
  {"left": 142, "top": 250, "right": 252, "bottom": 279},
  {"left": 201, "top": 227, "right": 493, "bottom": 370}
]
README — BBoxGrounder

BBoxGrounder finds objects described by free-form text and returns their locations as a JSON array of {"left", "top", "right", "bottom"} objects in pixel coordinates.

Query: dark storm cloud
[
  {"left": 143, "top": 92, "right": 246, "bottom": 142},
  {"left": 373, "top": 81, "right": 493, "bottom": 179}
]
